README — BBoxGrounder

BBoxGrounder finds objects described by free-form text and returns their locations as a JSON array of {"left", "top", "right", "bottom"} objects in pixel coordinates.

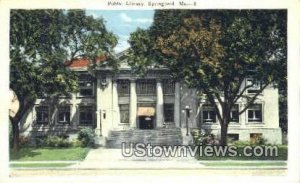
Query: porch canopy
[{"left": 137, "top": 107, "right": 155, "bottom": 116}]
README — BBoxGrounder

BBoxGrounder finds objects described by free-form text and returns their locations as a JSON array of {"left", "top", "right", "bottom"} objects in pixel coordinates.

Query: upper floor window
[
  {"left": 79, "top": 106, "right": 94, "bottom": 125},
  {"left": 164, "top": 103, "right": 174, "bottom": 123},
  {"left": 202, "top": 104, "right": 216, "bottom": 123},
  {"left": 119, "top": 104, "right": 129, "bottom": 123},
  {"left": 246, "top": 78, "right": 262, "bottom": 94},
  {"left": 58, "top": 106, "right": 70, "bottom": 124},
  {"left": 230, "top": 104, "right": 239, "bottom": 123},
  {"left": 247, "top": 104, "right": 262, "bottom": 122},
  {"left": 136, "top": 79, "right": 156, "bottom": 95},
  {"left": 162, "top": 79, "right": 175, "bottom": 95},
  {"left": 36, "top": 106, "right": 49, "bottom": 124},
  {"left": 117, "top": 80, "right": 130, "bottom": 96},
  {"left": 78, "top": 74, "right": 94, "bottom": 97}
]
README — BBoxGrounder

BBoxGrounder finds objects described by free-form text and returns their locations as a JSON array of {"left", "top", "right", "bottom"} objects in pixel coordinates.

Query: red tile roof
[{"left": 65, "top": 55, "right": 107, "bottom": 68}]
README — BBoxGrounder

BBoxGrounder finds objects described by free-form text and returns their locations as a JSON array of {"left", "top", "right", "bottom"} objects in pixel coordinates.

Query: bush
[
  {"left": 35, "top": 136, "right": 47, "bottom": 147},
  {"left": 193, "top": 130, "right": 220, "bottom": 146},
  {"left": 71, "top": 139, "right": 84, "bottom": 147},
  {"left": 35, "top": 135, "right": 71, "bottom": 148},
  {"left": 77, "top": 128, "right": 95, "bottom": 147},
  {"left": 19, "top": 136, "right": 30, "bottom": 147},
  {"left": 45, "top": 136, "right": 71, "bottom": 148}
]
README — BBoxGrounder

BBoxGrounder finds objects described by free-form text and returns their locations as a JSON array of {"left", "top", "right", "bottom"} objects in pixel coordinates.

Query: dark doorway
[{"left": 139, "top": 116, "right": 154, "bottom": 129}]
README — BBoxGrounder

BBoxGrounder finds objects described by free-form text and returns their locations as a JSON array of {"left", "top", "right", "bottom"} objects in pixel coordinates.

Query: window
[
  {"left": 78, "top": 74, "right": 94, "bottom": 97},
  {"left": 164, "top": 103, "right": 174, "bottom": 122},
  {"left": 246, "top": 78, "right": 261, "bottom": 94},
  {"left": 79, "top": 106, "right": 94, "bottom": 125},
  {"left": 162, "top": 79, "right": 175, "bottom": 95},
  {"left": 119, "top": 104, "right": 129, "bottom": 123},
  {"left": 136, "top": 79, "right": 156, "bottom": 95},
  {"left": 36, "top": 106, "right": 49, "bottom": 124},
  {"left": 247, "top": 104, "right": 262, "bottom": 122},
  {"left": 202, "top": 105, "right": 216, "bottom": 123},
  {"left": 117, "top": 80, "right": 130, "bottom": 96},
  {"left": 230, "top": 104, "right": 239, "bottom": 123},
  {"left": 58, "top": 106, "right": 70, "bottom": 124}
]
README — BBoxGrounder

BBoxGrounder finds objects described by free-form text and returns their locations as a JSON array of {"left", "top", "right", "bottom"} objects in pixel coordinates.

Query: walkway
[{"left": 69, "top": 148, "right": 205, "bottom": 169}]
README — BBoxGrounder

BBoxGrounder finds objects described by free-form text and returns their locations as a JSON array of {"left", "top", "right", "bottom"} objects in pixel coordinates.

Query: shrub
[
  {"left": 193, "top": 130, "right": 220, "bottom": 146},
  {"left": 232, "top": 140, "right": 251, "bottom": 147},
  {"left": 35, "top": 136, "right": 47, "bottom": 147},
  {"left": 45, "top": 135, "right": 71, "bottom": 148},
  {"left": 19, "top": 136, "right": 30, "bottom": 147},
  {"left": 35, "top": 135, "right": 71, "bottom": 148},
  {"left": 77, "top": 128, "right": 95, "bottom": 147},
  {"left": 71, "top": 139, "right": 84, "bottom": 147}
]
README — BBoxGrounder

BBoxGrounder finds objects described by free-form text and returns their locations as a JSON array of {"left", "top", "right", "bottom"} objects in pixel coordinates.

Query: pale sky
[{"left": 86, "top": 10, "right": 155, "bottom": 53}]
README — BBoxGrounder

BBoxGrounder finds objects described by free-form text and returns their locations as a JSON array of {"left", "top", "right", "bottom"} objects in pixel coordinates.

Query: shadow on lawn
[{"left": 10, "top": 148, "right": 42, "bottom": 160}]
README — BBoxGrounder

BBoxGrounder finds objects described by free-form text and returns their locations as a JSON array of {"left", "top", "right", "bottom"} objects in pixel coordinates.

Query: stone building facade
[{"left": 19, "top": 54, "right": 282, "bottom": 145}]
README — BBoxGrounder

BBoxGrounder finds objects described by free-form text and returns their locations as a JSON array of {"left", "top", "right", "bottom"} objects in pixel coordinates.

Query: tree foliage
[
  {"left": 10, "top": 9, "right": 118, "bottom": 151},
  {"left": 128, "top": 10, "right": 287, "bottom": 145}
]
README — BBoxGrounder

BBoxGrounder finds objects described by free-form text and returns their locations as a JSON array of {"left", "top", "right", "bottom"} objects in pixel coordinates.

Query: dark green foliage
[
  {"left": 77, "top": 128, "right": 95, "bottom": 147},
  {"left": 35, "top": 135, "right": 71, "bottom": 148},
  {"left": 128, "top": 10, "right": 287, "bottom": 145},
  {"left": 10, "top": 9, "right": 117, "bottom": 151}
]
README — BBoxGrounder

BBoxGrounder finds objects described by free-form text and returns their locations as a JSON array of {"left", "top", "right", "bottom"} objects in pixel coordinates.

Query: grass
[
  {"left": 10, "top": 163, "right": 74, "bottom": 168},
  {"left": 196, "top": 145, "right": 287, "bottom": 161},
  {"left": 10, "top": 147, "right": 90, "bottom": 161},
  {"left": 201, "top": 161, "right": 287, "bottom": 167}
]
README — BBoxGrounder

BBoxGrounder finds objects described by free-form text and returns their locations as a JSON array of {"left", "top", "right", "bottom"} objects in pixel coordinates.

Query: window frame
[
  {"left": 246, "top": 78, "right": 262, "bottom": 94},
  {"left": 35, "top": 106, "right": 49, "bottom": 125},
  {"left": 163, "top": 103, "right": 174, "bottom": 123},
  {"left": 202, "top": 105, "right": 217, "bottom": 123},
  {"left": 119, "top": 104, "right": 130, "bottom": 124},
  {"left": 117, "top": 79, "right": 130, "bottom": 96},
  {"left": 230, "top": 104, "right": 240, "bottom": 123},
  {"left": 77, "top": 74, "right": 94, "bottom": 98},
  {"left": 247, "top": 104, "right": 263, "bottom": 123},
  {"left": 57, "top": 105, "right": 71, "bottom": 125},
  {"left": 162, "top": 79, "right": 175, "bottom": 95},
  {"left": 136, "top": 79, "right": 156, "bottom": 96},
  {"left": 79, "top": 105, "right": 94, "bottom": 125}
]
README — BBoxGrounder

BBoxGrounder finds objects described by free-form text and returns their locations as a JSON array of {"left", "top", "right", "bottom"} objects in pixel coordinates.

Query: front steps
[{"left": 106, "top": 128, "right": 183, "bottom": 148}]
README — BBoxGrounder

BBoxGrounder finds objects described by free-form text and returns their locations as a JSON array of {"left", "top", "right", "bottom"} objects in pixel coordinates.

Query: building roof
[{"left": 65, "top": 55, "right": 107, "bottom": 69}]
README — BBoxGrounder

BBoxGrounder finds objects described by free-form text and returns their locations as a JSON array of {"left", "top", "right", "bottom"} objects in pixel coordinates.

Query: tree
[
  {"left": 128, "top": 10, "right": 287, "bottom": 145},
  {"left": 10, "top": 9, "right": 117, "bottom": 151}
]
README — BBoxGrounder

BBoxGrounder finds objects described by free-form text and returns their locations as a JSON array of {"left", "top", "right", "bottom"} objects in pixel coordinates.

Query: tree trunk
[
  {"left": 220, "top": 122, "right": 228, "bottom": 146},
  {"left": 10, "top": 117, "right": 20, "bottom": 152}
]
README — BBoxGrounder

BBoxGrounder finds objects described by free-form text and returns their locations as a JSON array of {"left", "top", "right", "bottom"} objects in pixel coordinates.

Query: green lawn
[
  {"left": 201, "top": 161, "right": 287, "bottom": 167},
  {"left": 10, "top": 147, "right": 90, "bottom": 161},
  {"left": 196, "top": 145, "right": 287, "bottom": 161},
  {"left": 10, "top": 163, "right": 74, "bottom": 168}
]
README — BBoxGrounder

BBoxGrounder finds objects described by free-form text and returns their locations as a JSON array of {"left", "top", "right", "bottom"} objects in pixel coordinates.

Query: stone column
[
  {"left": 112, "top": 80, "right": 120, "bottom": 128},
  {"left": 129, "top": 79, "right": 137, "bottom": 128},
  {"left": 174, "top": 82, "right": 181, "bottom": 127},
  {"left": 95, "top": 78, "right": 102, "bottom": 136},
  {"left": 156, "top": 79, "right": 164, "bottom": 127}
]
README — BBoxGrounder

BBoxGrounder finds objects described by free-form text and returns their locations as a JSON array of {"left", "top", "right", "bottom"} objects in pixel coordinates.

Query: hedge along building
[{"left": 19, "top": 51, "right": 282, "bottom": 147}]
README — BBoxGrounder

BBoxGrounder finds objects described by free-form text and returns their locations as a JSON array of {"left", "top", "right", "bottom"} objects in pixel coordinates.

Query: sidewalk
[
  {"left": 69, "top": 148, "right": 206, "bottom": 169},
  {"left": 10, "top": 148, "right": 287, "bottom": 170}
]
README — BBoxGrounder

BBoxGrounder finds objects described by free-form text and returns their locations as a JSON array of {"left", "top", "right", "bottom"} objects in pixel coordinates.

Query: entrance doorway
[
  {"left": 137, "top": 104, "right": 155, "bottom": 129},
  {"left": 139, "top": 116, "right": 154, "bottom": 129}
]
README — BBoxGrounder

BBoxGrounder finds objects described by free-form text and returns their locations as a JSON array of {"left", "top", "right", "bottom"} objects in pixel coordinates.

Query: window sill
[{"left": 246, "top": 122, "right": 264, "bottom": 125}]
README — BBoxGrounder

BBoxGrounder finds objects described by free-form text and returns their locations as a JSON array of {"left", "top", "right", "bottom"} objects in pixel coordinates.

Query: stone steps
[{"left": 106, "top": 128, "right": 183, "bottom": 148}]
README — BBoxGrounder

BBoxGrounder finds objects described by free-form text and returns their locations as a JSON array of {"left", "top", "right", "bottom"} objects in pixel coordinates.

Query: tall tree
[
  {"left": 10, "top": 9, "right": 117, "bottom": 151},
  {"left": 128, "top": 10, "right": 287, "bottom": 145}
]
